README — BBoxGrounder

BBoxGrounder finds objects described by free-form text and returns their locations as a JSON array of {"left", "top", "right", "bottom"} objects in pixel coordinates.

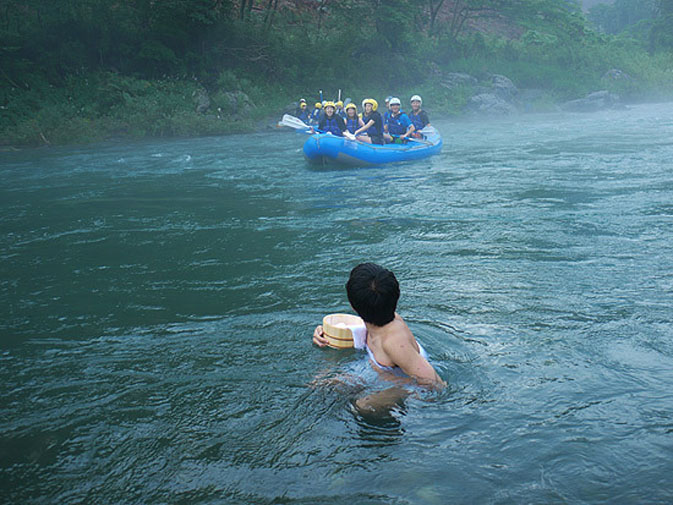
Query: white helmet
[
  {"left": 389, "top": 97, "right": 401, "bottom": 106},
  {"left": 410, "top": 94, "right": 422, "bottom": 104}
]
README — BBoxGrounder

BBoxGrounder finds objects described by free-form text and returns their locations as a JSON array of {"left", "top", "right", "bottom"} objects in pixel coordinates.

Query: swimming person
[{"left": 312, "top": 263, "right": 445, "bottom": 390}]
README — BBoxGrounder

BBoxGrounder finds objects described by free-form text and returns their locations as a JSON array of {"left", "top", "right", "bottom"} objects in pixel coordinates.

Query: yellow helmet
[
  {"left": 361, "top": 98, "right": 378, "bottom": 112},
  {"left": 336, "top": 100, "right": 344, "bottom": 107},
  {"left": 345, "top": 103, "right": 357, "bottom": 112},
  {"left": 314, "top": 102, "right": 322, "bottom": 109},
  {"left": 323, "top": 101, "right": 336, "bottom": 109},
  {"left": 300, "top": 102, "right": 307, "bottom": 109}
]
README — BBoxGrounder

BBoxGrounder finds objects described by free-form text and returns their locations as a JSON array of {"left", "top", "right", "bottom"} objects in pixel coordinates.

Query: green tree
[
  {"left": 588, "top": 0, "right": 656, "bottom": 34},
  {"left": 650, "top": 0, "right": 673, "bottom": 50}
]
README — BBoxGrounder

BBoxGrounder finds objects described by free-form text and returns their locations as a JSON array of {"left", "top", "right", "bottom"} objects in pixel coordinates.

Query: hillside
[{"left": 1, "top": 0, "right": 672, "bottom": 147}]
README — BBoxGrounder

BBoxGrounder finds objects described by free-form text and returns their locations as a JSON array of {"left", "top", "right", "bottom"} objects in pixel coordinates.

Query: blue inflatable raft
[{"left": 302, "top": 128, "right": 442, "bottom": 166}]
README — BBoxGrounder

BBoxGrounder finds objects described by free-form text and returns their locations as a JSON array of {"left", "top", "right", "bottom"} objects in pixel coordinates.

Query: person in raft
[
  {"left": 353, "top": 98, "right": 384, "bottom": 145},
  {"left": 312, "top": 263, "right": 445, "bottom": 390},
  {"left": 311, "top": 101, "right": 346, "bottom": 136},
  {"left": 335, "top": 100, "right": 346, "bottom": 119},
  {"left": 382, "top": 95, "right": 393, "bottom": 124},
  {"left": 383, "top": 97, "right": 414, "bottom": 144},
  {"left": 295, "top": 98, "right": 310, "bottom": 123},
  {"left": 344, "top": 103, "right": 363, "bottom": 135},
  {"left": 408, "top": 94, "right": 430, "bottom": 138},
  {"left": 309, "top": 101, "right": 322, "bottom": 125}
]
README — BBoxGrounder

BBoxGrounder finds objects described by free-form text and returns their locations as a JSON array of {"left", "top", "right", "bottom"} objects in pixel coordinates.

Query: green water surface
[{"left": 1, "top": 103, "right": 673, "bottom": 504}]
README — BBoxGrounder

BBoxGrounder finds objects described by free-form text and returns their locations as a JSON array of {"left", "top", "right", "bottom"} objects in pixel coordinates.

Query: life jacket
[
  {"left": 408, "top": 110, "right": 427, "bottom": 131},
  {"left": 363, "top": 112, "right": 381, "bottom": 137},
  {"left": 298, "top": 109, "right": 310, "bottom": 123},
  {"left": 387, "top": 112, "right": 410, "bottom": 135},
  {"left": 322, "top": 116, "right": 343, "bottom": 136},
  {"left": 346, "top": 117, "right": 359, "bottom": 134}
]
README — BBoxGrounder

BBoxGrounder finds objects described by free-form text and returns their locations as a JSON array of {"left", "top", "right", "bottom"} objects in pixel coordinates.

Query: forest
[{"left": 1, "top": 0, "right": 672, "bottom": 146}]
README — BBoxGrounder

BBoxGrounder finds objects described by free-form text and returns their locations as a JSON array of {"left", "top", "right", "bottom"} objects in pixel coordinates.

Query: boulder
[
  {"left": 192, "top": 87, "right": 211, "bottom": 114},
  {"left": 466, "top": 93, "right": 517, "bottom": 115},
  {"left": 603, "top": 68, "right": 631, "bottom": 81},
  {"left": 223, "top": 91, "right": 256, "bottom": 118},
  {"left": 561, "top": 90, "right": 621, "bottom": 112},
  {"left": 439, "top": 72, "right": 478, "bottom": 90},
  {"left": 489, "top": 74, "right": 518, "bottom": 102},
  {"left": 428, "top": 62, "right": 443, "bottom": 78}
]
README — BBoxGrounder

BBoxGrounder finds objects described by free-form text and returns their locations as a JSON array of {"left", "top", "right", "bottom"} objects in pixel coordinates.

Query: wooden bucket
[{"left": 322, "top": 313, "right": 365, "bottom": 349}]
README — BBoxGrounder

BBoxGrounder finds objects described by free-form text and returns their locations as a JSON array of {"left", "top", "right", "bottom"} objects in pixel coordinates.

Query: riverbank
[
  {"left": 2, "top": 58, "right": 673, "bottom": 149},
  {"left": 3, "top": 0, "right": 673, "bottom": 149}
]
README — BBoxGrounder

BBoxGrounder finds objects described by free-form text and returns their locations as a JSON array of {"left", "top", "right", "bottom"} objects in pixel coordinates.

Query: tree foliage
[
  {"left": 1, "top": 0, "right": 672, "bottom": 146},
  {"left": 588, "top": 0, "right": 656, "bottom": 34}
]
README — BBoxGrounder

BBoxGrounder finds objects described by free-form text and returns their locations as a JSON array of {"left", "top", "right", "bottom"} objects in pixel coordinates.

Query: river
[{"left": 1, "top": 102, "right": 673, "bottom": 504}]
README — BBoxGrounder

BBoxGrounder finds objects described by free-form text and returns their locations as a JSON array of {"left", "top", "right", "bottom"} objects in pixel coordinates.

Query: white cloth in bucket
[{"left": 335, "top": 321, "right": 367, "bottom": 349}]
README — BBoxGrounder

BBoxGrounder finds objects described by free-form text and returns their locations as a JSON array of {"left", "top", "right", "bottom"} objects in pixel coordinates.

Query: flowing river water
[{"left": 1, "top": 102, "right": 673, "bottom": 504}]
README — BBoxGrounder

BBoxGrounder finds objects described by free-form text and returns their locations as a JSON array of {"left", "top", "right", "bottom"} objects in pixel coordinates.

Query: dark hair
[{"left": 346, "top": 263, "right": 399, "bottom": 326}]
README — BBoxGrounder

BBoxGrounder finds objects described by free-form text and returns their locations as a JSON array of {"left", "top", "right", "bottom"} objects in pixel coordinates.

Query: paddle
[
  {"left": 280, "top": 114, "right": 356, "bottom": 140},
  {"left": 390, "top": 133, "right": 433, "bottom": 146},
  {"left": 280, "top": 114, "right": 312, "bottom": 130},
  {"left": 398, "top": 125, "right": 437, "bottom": 145}
]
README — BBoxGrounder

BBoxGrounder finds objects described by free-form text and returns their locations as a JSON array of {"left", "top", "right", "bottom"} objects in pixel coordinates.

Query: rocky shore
[
  {"left": 432, "top": 67, "right": 630, "bottom": 116},
  {"left": 266, "top": 67, "right": 635, "bottom": 131}
]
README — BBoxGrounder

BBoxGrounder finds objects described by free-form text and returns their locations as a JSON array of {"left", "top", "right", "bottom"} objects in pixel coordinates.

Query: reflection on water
[{"left": 1, "top": 103, "right": 673, "bottom": 504}]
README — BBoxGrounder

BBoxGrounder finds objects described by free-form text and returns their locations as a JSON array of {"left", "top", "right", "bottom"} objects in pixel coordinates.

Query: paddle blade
[
  {"left": 418, "top": 125, "right": 437, "bottom": 136},
  {"left": 280, "top": 114, "right": 310, "bottom": 130}
]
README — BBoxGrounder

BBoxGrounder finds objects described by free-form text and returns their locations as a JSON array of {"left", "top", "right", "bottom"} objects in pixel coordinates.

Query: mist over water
[{"left": 1, "top": 103, "right": 673, "bottom": 504}]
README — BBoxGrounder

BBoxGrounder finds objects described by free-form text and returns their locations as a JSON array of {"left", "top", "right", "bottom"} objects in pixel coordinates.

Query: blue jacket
[
  {"left": 346, "top": 117, "right": 359, "bottom": 134},
  {"left": 387, "top": 112, "right": 412, "bottom": 135},
  {"left": 319, "top": 115, "right": 345, "bottom": 136},
  {"left": 296, "top": 109, "right": 310, "bottom": 123},
  {"left": 408, "top": 110, "right": 429, "bottom": 131}
]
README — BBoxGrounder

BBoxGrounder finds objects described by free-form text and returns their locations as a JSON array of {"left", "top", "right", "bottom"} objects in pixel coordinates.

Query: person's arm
[
  {"left": 422, "top": 110, "right": 430, "bottom": 127},
  {"left": 354, "top": 387, "right": 410, "bottom": 417},
  {"left": 401, "top": 115, "right": 414, "bottom": 139},
  {"left": 337, "top": 116, "right": 347, "bottom": 133},
  {"left": 312, "top": 325, "right": 329, "bottom": 347},
  {"left": 354, "top": 119, "right": 374, "bottom": 136},
  {"left": 382, "top": 334, "right": 445, "bottom": 389}
]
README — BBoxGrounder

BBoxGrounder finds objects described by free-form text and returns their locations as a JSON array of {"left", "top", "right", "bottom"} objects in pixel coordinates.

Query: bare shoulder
[
  {"left": 383, "top": 316, "right": 445, "bottom": 389},
  {"left": 393, "top": 312, "right": 411, "bottom": 330},
  {"left": 382, "top": 316, "right": 419, "bottom": 356}
]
